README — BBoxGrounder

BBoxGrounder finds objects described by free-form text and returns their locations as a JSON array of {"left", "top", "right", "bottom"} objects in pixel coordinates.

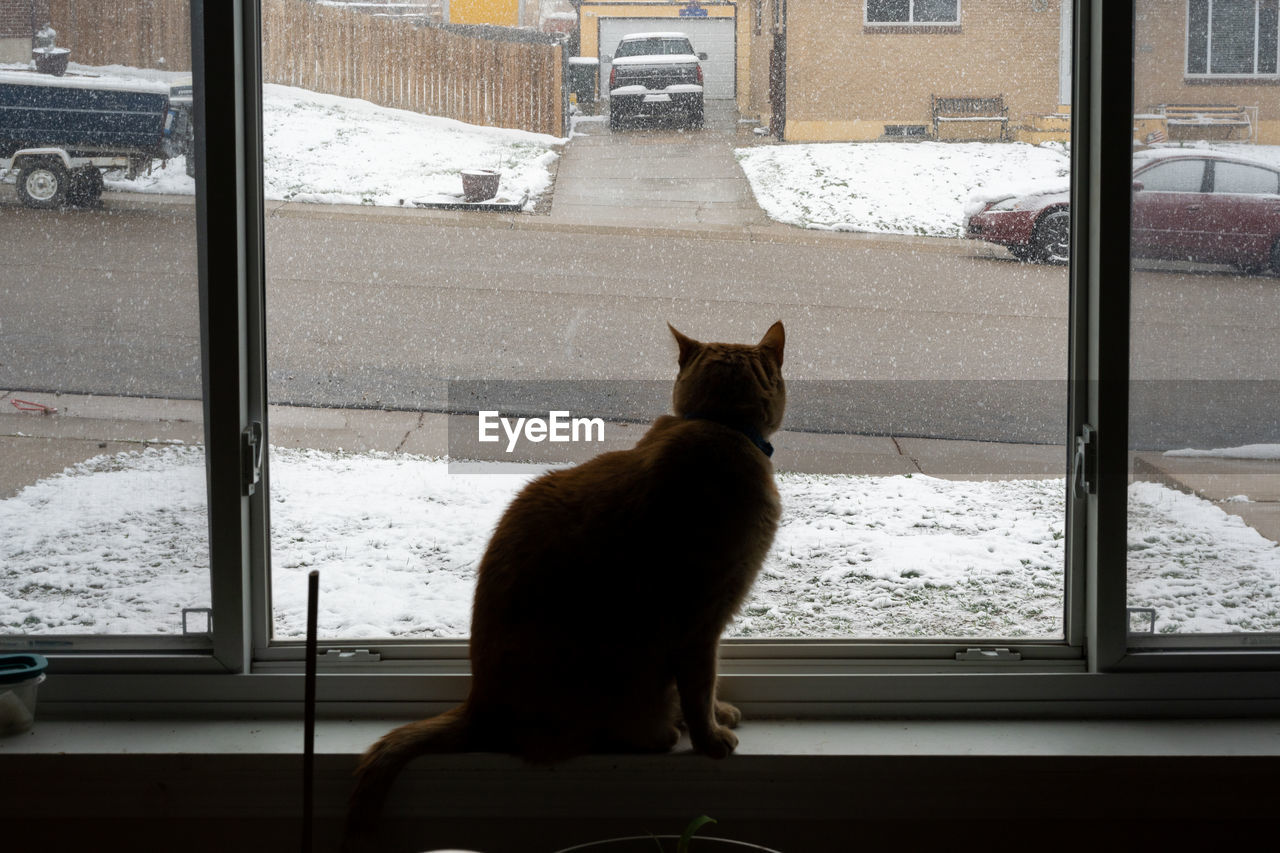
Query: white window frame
[
  {"left": 864, "top": 0, "right": 962, "bottom": 27},
  {"left": 1185, "top": 0, "right": 1280, "bottom": 79},
  {"left": 19, "top": 1, "right": 1280, "bottom": 719}
]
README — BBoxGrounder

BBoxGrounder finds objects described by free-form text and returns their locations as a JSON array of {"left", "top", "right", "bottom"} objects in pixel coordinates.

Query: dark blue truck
[{"left": 0, "top": 69, "right": 190, "bottom": 208}]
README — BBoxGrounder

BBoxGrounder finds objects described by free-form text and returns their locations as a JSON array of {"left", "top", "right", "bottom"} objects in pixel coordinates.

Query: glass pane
[
  {"left": 1138, "top": 159, "right": 1206, "bottom": 192},
  {"left": 915, "top": 0, "right": 959, "bottom": 24},
  {"left": 1261, "top": 0, "right": 1279, "bottom": 73},
  {"left": 261, "top": 0, "right": 1072, "bottom": 644},
  {"left": 867, "top": 0, "right": 911, "bottom": 23},
  {"left": 1128, "top": 5, "right": 1280, "bottom": 644},
  {"left": 0, "top": 2, "right": 207, "bottom": 640},
  {"left": 1210, "top": 0, "right": 1259, "bottom": 74},
  {"left": 1214, "top": 160, "right": 1279, "bottom": 193},
  {"left": 1188, "top": 0, "right": 1210, "bottom": 74}
]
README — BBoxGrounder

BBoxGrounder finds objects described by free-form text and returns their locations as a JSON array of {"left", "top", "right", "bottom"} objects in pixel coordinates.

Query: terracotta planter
[{"left": 460, "top": 169, "right": 500, "bottom": 203}]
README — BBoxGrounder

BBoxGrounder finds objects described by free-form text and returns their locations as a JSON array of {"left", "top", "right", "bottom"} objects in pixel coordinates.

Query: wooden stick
[{"left": 303, "top": 569, "right": 319, "bottom": 853}]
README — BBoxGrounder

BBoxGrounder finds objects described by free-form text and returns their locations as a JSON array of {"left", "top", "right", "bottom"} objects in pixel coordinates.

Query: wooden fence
[
  {"left": 262, "top": 0, "right": 564, "bottom": 137},
  {"left": 40, "top": 0, "right": 565, "bottom": 137},
  {"left": 47, "top": 0, "right": 191, "bottom": 70}
]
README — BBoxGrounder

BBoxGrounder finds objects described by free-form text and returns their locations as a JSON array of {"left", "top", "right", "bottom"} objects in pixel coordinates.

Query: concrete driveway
[{"left": 547, "top": 99, "right": 771, "bottom": 230}]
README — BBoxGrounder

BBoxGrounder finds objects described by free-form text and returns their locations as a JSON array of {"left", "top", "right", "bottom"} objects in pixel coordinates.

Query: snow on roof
[
  {"left": 0, "top": 68, "right": 169, "bottom": 95},
  {"left": 1134, "top": 145, "right": 1275, "bottom": 169},
  {"left": 612, "top": 54, "right": 700, "bottom": 66},
  {"left": 619, "top": 31, "right": 690, "bottom": 40}
]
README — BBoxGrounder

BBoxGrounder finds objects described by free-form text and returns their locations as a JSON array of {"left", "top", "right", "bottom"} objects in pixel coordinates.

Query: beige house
[{"left": 730, "top": 0, "right": 1279, "bottom": 144}]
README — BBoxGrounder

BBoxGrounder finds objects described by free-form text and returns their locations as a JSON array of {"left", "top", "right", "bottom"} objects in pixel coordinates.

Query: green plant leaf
[{"left": 678, "top": 815, "right": 717, "bottom": 853}]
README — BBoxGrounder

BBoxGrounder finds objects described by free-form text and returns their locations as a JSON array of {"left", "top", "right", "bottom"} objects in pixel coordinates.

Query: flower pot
[
  {"left": 33, "top": 46, "right": 70, "bottom": 76},
  {"left": 461, "top": 169, "right": 500, "bottom": 203}
]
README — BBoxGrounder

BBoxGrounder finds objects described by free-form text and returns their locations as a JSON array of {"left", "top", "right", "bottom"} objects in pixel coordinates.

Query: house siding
[
  {"left": 781, "top": 0, "right": 1064, "bottom": 142},
  {"left": 1134, "top": 3, "right": 1280, "bottom": 144}
]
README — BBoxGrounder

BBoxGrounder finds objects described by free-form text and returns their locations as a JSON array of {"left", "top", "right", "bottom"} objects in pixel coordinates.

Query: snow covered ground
[
  {"left": 2, "top": 445, "right": 1276, "bottom": 640},
  {"left": 2, "top": 63, "right": 566, "bottom": 210},
  {"left": 735, "top": 139, "right": 1280, "bottom": 237},
  {"left": 11, "top": 63, "right": 1279, "bottom": 237}
]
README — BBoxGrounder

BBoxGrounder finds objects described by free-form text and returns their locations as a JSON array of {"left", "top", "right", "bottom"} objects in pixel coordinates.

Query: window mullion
[
  {"left": 1082, "top": 0, "right": 1135, "bottom": 672},
  {"left": 194, "top": 0, "right": 265, "bottom": 674}
]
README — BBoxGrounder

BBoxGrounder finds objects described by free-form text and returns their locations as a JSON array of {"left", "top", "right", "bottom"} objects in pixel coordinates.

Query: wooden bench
[
  {"left": 931, "top": 94, "right": 1009, "bottom": 141},
  {"left": 1159, "top": 104, "right": 1253, "bottom": 141}
]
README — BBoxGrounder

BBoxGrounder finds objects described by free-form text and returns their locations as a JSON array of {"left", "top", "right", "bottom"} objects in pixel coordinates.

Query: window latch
[
  {"left": 241, "top": 420, "right": 264, "bottom": 496},
  {"left": 1073, "top": 423, "right": 1097, "bottom": 499},
  {"left": 955, "top": 648, "right": 1022, "bottom": 661}
]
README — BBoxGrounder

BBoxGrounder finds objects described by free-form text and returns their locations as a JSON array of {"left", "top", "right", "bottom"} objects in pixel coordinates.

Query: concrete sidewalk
[{"left": 4, "top": 389, "right": 1277, "bottom": 543}]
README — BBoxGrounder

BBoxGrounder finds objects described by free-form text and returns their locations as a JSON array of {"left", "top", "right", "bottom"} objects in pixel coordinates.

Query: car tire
[
  {"left": 688, "top": 100, "right": 704, "bottom": 129},
  {"left": 68, "top": 167, "right": 105, "bottom": 207},
  {"left": 1272, "top": 238, "right": 1280, "bottom": 275},
  {"left": 1031, "top": 208, "right": 1070, "bottom": 265},
  {"left": 609, "top": 108, "right": 622, "bottom": 131},
  {"left": 1009, "top": 245, "right": 1035, "bottom": 263},
  {"left": 17, "top": 159, "right": 70, "bottom": 209}
]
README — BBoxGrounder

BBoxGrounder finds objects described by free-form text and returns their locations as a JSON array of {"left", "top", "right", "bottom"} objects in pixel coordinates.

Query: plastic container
[
  {"left": 32, "top": 46, "right": 70, "bottom": 76},
  {"left": 460, "top": 169, "right": 501, "bottom": 203},
  {"left": 0, "top": 654, "right": 49, "bottom": 735},
  {"left": 568, "top": 56, "right": 600, "bottom": 105}
]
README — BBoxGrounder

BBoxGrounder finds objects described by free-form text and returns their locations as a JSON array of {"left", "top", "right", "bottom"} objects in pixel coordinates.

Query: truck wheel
[
  {"left": 688, "top": 100, "right": 704, "bottom": 129},
  {"left": 68, "top": 168, "right": 105, "bottom": 207},
  {"left": 17, "top": 159, "right": 70, "bottom": 209}
]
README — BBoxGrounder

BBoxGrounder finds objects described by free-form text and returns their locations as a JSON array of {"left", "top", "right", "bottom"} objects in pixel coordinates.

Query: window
[
  {"left": 1187, "top": 0, "right": 1280, "bottom": 76},
  {"left": 1138, "top": 158, "right": 1208, "bottom": 192},
  {"left": 0, "top": 0, "right": 213, "bottom": 661},
  {"left": 866, "top": 0, "right": 960, "bottom": 25},
  {"left": 3, "top": 2, "right": 1279, "bottom": 713},
  {"left": 1213, "top": 160, "right": 1280, "bottom": 193}
]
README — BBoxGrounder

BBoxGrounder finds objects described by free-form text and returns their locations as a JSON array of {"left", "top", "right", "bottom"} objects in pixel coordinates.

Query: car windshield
[{"left": 614, "top": 37, "right": 694, "bottom": 58}]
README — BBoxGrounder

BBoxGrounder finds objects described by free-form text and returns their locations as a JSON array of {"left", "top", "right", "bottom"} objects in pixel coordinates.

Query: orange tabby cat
[{"left": 346, "top": 321, "right": 785, "bottom": 837}]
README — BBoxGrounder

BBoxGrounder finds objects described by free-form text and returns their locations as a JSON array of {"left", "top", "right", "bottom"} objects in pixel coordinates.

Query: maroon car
[{"left": 966, "top": 150, "right": 1280, "bottom": 272}]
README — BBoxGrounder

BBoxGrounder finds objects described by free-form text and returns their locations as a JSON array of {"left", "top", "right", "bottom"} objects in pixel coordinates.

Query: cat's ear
[
  {"left": 758, "top": 321, "right": 785, "bottom": 366},
  {"left": 669, "top": 323, "right": 702, "bottom": 368}
]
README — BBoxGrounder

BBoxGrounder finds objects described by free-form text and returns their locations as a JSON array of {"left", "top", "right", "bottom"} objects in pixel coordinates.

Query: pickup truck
[
  {"left": 607, "top": 32, "right": 706, "bottom": 131},
  {"left": 0, "top": 69, "right": 189, "bottom": 208}
]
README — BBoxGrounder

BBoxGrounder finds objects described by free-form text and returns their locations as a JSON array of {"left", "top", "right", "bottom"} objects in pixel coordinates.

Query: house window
[
  {"left": 5, "top": 2, "right": 1280, "bottom": 713},
  {"left": 866, "top": 0, "right": 960, "bottom": 25},
  {"left": 1186, "top": 0, "right": 1280, "bottom": 76}
]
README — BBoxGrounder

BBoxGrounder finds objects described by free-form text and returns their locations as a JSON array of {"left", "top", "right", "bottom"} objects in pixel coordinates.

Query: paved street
[{"left": 1, "top": 96, "right": 1278, "bottom": 450}]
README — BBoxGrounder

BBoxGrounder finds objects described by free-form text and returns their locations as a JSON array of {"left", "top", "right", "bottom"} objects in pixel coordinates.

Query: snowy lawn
[
  {"left": 736, "top": 139, "right": 1280, "bottom": 237},
  {"left": 0, "top": 63, "right": 566, "bottom": 209},
  {"left": 736, "top": 141, "right": 1071, "bottom": 237},
  {"left": 3, "top": 445, "right": 1277, "bottom": 639}
]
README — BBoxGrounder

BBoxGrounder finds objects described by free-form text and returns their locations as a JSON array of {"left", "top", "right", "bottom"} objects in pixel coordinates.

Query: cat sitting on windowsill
[{"left": 345, "top": 322, "right": 786, "bottom": 848}]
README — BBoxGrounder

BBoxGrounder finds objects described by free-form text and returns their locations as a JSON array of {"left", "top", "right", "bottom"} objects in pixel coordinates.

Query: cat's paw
[
  {"left": 715, "top": 700, "right": 742, "bottom": 729},
  {"left": 692, "top": 724, "right": 739, "bottom": 759}
]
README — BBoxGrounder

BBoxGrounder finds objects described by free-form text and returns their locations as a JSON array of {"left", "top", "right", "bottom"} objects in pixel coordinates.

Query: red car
[{"left": 966, "top": 150, "right": 1280, "bottom": 272}]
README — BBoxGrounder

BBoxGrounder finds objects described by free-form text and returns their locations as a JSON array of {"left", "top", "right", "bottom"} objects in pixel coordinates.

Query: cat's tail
[{"left": 343, "top": 705, "right": 473, "bottom": 850}]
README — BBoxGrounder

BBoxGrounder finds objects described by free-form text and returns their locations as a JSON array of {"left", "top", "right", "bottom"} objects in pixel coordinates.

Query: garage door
[{"left": 598, "top": 17, "right": 736, "bottom": 100}]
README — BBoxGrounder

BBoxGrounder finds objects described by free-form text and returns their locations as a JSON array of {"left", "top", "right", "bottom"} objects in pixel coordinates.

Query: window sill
[
  {"left": 1184, "top": 74, "right": 1280, "bottom": 84},
  {"left": 864, "top": 24, "right": 962, "bottom": 34},
  {"left": 4, "top": 718, "right": 1279, "bottom": 850}
]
